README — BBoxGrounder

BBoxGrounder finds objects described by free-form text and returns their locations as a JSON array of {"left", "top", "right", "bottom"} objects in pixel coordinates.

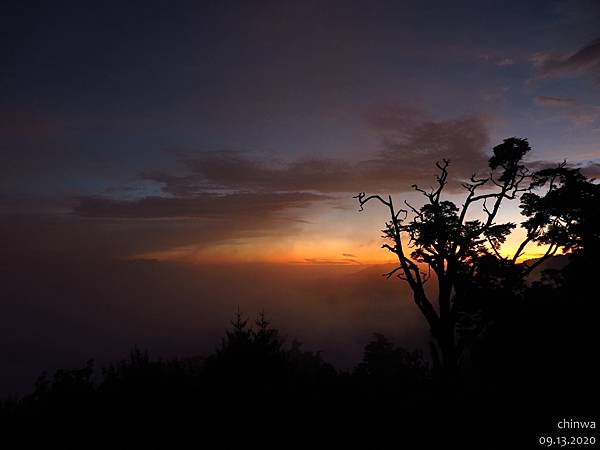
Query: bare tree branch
[
  {"left": 353, "top": 192, "right": 391, "bottom": 211},
  {"left": 486, "top": 235, "right": 505, "bottom": 260},
  {"left": 383, "top": 266, "right": 403, "bottom": 279},
  {"left": 511, "top": 231, "right": 536, "bottom": 263},
  {"left": 521, "top": 242, "right": 560, "bottom": 276}
]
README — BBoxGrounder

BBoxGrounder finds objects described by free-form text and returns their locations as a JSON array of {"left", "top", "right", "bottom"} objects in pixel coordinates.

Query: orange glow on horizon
[
  {"left": 133, "top": 231, "right": 556, "bottom": 266},
  {"left": 134, "top": 235, "right": 398, "bottom": 265}
]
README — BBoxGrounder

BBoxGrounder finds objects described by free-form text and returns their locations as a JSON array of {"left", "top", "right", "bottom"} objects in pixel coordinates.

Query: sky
[
  {"left": 2, "top": 0, "right": 600, "bottom": 265},
  {"left": 1, "top": 0, "right": 600, "bottom": 394}
]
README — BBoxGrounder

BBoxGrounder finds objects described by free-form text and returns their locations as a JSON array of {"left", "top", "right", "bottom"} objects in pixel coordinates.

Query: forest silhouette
[{"left": 2, "top": 138, "right": 598, "bottom": 445}]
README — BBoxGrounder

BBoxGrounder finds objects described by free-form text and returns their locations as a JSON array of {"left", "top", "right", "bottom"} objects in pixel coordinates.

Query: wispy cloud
[
  {"left": 302, "top": 257, "right": 360, "bottom": 265},
  {"left": 535, "top": 96, "right": 577, "bottom": 107},
  {"left": 497, "top": 58, "right": 515, "bottom": 66},
  {"left": 74, "top": 192, "right": 328, "bottom": 219},
  {"left": 533, "top": 37, "right": 600, "bottom": 80},
  {"left": 478, "top": 53, "right": 517, "bottom": 67},
  {"left": 533, "top": 95, "right": 600, "bottom": 127},
  {"left": 62, "top": 106, "right": 492, "bottom": 258}
]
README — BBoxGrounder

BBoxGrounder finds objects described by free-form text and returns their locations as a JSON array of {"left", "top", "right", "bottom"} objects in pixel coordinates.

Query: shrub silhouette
[{"left": 354, "top": 333, "right": 430, "bottom": 401}]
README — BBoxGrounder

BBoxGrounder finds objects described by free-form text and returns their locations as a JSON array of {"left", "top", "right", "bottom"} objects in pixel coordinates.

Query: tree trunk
[{"left": 432, "top": 319, "right": 457, "bottom": 388}]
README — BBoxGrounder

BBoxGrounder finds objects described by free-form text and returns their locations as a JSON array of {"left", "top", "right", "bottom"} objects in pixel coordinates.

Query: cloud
[
  {"left": 367, "top": 107, "right": 490, "bottom": 188},
  {"left": 65, "top": 106, "right": 491, "bottom": 260},
  {"left": 140, "top": 107, "right": 491, "bottom": 198},
  {"left": 497, "top": 58, "right": 515, "bottom": 66},
  {"left": 569, "top": 108, "right": 600, "bottom": 126},
  {"left": 535, "top": 96, "right": 577, "bottom": 107},
  {"left": 302, "top": 257, "right": 360, "bottom": 265},
  {"left": 64, "top": 191, "right": 331, "bottom": 258},
  {"left": 74, "top": 192, "right": 328, "bottom": 219},
  {"left": 0, "top": 207, "right": 321, "bottom": 263},
  {"left": 579, "top": 162, "right": 600, "bottom": 178},
  {"left": 482, "top": 85, "right": 511, "bottom": 103},
  {"left": 478, "top": 54, "right": 516, "bottom": 67},
  {"left": 1, "top": 106, "right": 493, "bottom": 262},
  {"left": 534, "top": 37, "right": 600, "bottom": 79},
  {"left": 533, "top": 96, "right": 600, "bottom": 127}
]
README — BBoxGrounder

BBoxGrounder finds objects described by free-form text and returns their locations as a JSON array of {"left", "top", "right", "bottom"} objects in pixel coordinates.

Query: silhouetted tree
[
  {"left": 354, "top": 138, "right": 586, "bottom": 384},
  {"left": 355, "top": 333, "right": 429, "bottom": 388},
  {"left": 514, "top": 165, "right": 600, "bottom": 398},
  {"left": 253, "top": 310, "right": 284, "bottom": 355}
]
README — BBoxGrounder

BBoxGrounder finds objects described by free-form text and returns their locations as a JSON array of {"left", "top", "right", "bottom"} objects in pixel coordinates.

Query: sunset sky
[
  {"left": 2, "top": 0, "right": 600, "bottom": 397},
  {"left": 3, "top": 0, "right": 600, "bottom": 265}
]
